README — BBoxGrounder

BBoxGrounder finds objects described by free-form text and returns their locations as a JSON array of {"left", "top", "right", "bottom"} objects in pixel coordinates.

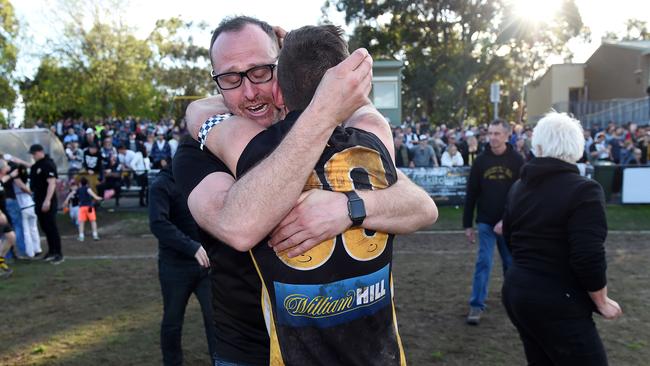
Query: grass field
[{"left": 0, "top": 205, "right": 648, "bottom": 365}]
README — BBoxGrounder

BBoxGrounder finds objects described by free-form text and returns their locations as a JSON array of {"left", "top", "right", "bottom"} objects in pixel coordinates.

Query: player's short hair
[
  {"left": 278, "top": 25, "right": 349, "bottom": 111},
  {"left": 209, "top": 16, "right": 278, "bottom": 64},
  {"left": 532, "top": 112, "right": 584, "bottom": 163}
]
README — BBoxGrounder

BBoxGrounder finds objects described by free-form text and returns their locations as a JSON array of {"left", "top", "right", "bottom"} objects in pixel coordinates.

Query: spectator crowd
[
  {"left": 48, "top": 116, "right": 189, "bottom": 207},
  {"left": 392, "top": 115, "right": 650, "bottom": 169}
]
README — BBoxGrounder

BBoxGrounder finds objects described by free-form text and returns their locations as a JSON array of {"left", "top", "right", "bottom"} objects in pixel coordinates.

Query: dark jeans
[
  {"left": 159, "top": 260, "right": 217, "bottom": 366},
  {"left": 502, "top": 266, "right": 608, "bottom": 366},
  {"left": 35, "top": 200, "right": 62, "bottom": 256},
  {"left": 135, "top": 173, "right": 148, "bottom": 206}
]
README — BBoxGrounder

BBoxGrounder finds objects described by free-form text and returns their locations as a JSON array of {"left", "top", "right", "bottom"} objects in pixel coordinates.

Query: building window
[{"left": 372, "top": 76, "right": 398, "bottom": 109}]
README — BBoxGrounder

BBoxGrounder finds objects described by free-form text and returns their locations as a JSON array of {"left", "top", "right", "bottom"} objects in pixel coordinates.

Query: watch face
[{"left": 349, "top": 200, "right": 366, "bottom": 221}]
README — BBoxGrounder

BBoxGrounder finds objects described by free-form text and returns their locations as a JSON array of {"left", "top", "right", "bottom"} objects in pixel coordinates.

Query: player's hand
[
  {"left": 269, "top": 190, "right": 350, "bottom": 258},
  {"left": 465, "top": 228, "right": 475, "bottom": 244},
  {"left": 41, "top": 201, "right": 51, "bottom": 213},
  {"left": 272, "top": 25, "right": 287, "bottom": 48},
  {"left": 309, "top": 48, "right": 373, "bottom": 126},
  {"left": 185, "top": 96, "right": 229, "bottom": 139},
  {"left": 194, "top": 246, "right": 210, "bottom": 268},
  {"left": 493, "top": 220, "right": 503, "bottom": 235}
]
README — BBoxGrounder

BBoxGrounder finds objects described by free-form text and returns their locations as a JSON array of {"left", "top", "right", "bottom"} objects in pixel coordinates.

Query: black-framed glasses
[{"left": 211, "top": 64, "right": 276, "bottom": 90}]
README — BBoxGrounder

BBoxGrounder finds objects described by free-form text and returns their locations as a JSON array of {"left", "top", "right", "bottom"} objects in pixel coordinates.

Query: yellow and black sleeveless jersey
[{"left": 237, "top": 110, "right": 405, "bottom": 366}]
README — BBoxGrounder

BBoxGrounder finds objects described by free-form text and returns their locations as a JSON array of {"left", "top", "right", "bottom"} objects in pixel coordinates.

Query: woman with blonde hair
[{"left": 501, "top": 112, "right": 622, "bottom": 365}]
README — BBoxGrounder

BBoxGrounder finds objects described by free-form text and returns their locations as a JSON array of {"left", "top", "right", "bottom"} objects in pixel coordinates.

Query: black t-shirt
[
  {"left": 172, "top": 135, "right": 269, "bottom": 365},
  {"left": 0, "top": 162, "right": 20, "bottom": 200},
  {"left": 237, "top": 111, "right": 404, "bottom": 365},
  {"left": 83, "top": 149, "right": 103, "bottom": 171},
  {"left": 29, "top": 156, "right": 58, "bottom": 204}
]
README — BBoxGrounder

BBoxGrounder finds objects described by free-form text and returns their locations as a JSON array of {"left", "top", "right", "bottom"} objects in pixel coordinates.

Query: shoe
[
  {"left": 78, "top": 235, "right": 85, "bottom": 242},
  {"left": 43, "top": 254, "right": 56, "bottom": 262},
  {"left": 0, "top": 260, "right": 10, "bottom": 271},
  {"left": 466, "top": 307, "right": 482, "bottom": 325},
  {"left": 92, "top": 234, "right": 100, "bottom": 241},
  {"left": 0, "top": 267, "right": 12, "bottom": 279},
  {"left": 51, "top": 256, "right": 65, "bottom": 265}
]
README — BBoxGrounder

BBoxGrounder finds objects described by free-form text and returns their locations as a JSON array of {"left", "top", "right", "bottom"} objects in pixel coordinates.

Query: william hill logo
[{"left": 283, "top": 280, "right": 387, "bottom": 319}]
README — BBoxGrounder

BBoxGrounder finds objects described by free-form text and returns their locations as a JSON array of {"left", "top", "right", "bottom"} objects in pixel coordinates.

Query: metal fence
[{"left": 548, "top": 97, "right": 650, "bottom": 129}]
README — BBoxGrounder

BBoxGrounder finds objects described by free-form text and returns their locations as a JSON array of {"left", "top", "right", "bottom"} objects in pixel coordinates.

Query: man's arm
[
  {"left": 188, "top": 49, "right": 373, "bottom": 251},
  {"left": 149, "top": 175, "right": 203, "bottom": 261},
  {"left": 41, "top": 177, "right": 57, "bottom": 212},
  {"left": 185, "top": 96, "right": 231, "bottom": 139},
  {"left": 463, "top": 162, "right": 481, "bottom": 243},
  {"left": 268, "top": 108, "right": 438, "bottom": 256}
]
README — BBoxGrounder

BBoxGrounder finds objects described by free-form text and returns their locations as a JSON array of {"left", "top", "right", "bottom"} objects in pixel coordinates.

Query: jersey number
[{"left": 278, "top": 147, "right": 391, "bottom": 270}]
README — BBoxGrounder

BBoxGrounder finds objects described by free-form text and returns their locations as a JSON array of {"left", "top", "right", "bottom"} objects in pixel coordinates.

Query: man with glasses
[{"left": 174, "top": 16, "right": 436, "bottom": 365}]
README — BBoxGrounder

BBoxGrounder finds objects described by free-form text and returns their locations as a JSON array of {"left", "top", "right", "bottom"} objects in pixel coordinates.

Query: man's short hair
[
  {"left": 278, "top": 25, "right": 349, "bottom": 111},
  {"left": 490, "top": 119, "right": 511, "bottom": 133},
  {"left": 209, "top": 16, "right": 278, "bottom": 63}
]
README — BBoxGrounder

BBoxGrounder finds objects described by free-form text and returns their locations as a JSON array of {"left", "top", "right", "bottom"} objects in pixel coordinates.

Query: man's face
[
  {"left": 211, "top": 24, "right": 281, "bottom": 127},
  {"left": 488, "top": 124, "right": 508, "bottom": 150},
  {"left": 31, "top": 151, "right": 44, "bottom": 161}
]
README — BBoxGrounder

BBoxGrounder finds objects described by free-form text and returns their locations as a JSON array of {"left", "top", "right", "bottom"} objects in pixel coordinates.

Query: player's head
[
  {"left": 210, "top": 16, "right": 282, "bottom": 127},
  {"left": 79, "top": 177, "right": 88, "bottom": 186},
  {"left": 277, "top": 25, "right": 349, "bottom": 111}
]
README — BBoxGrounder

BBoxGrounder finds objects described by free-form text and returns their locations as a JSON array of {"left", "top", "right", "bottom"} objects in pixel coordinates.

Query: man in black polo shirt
[
  {"left": 174, "top": 16, "right": 437, "bottom": 365},
  {"left": 28, "top": 144, "right": 64, "bottom": 264}
]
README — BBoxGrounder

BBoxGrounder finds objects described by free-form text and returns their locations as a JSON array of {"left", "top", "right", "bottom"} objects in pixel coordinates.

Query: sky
[{"left": 7, "top": 0, "right": 650, "bottom": 123}]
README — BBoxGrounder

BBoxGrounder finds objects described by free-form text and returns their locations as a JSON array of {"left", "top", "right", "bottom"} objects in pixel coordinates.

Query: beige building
[
  {"left": 526, "top": 40, "right": 650, "bottom": 125},
  {"left": 586, "top": 41, "right": 650, "bottom": 101},
  {"left": 526, "top": 64, "right": 585, "bottom": 120}
]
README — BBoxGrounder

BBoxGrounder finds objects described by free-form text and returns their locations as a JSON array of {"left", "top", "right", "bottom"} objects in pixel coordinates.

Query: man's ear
[{"left": 272, "top": 81, "right": 285, "bottom": 110}]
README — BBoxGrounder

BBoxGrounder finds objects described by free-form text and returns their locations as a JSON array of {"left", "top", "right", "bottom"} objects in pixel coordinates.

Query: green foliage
[
  {"left": 0, "top": 0, "right": 18, "bottom": 111},
  {"left": 20, "top": 0, "right": 211, "bottom": 124},
  {"left": 147, "top": 17, "right": 214, "bottom": 120},
  {"left": 326, "top": 0, "right": 584, "bottom": 125}
]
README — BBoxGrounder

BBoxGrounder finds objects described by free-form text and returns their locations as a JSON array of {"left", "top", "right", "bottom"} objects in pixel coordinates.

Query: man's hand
[
  {"left": 596, "top": 297, "right": 622, "bottom": 320},
  {"left": 41, "top": 201, "right": 51, "bottom": 213},
  {"left": 493, "top": 220, "right": 503, "bottom": 236},
  {"left": 309, "top": 48, "right": 373, "bottom": 127},
  {"left": 465, "top": 227, "right": 475, "bottom": 244},
  {"left": 268, "top": 190, "right": 350, "bottom": 257},
  {"left": 194, "top": 246, "right": 210, "bottom": 268}
]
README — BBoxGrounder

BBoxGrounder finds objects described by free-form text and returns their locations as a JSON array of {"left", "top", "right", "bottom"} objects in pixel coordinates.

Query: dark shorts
[{"left": 2, "top": 224, "right": 13, "bottom": 234}]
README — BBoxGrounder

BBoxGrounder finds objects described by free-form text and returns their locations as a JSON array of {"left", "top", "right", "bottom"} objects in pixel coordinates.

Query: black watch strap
[{"left": 344, "top": 191, "right": 366, "bottom": 227}]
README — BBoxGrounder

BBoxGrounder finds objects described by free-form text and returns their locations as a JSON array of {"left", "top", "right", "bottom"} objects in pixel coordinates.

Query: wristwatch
[{"left": 343, "top": 191, "right": 366, "bottom": 227}]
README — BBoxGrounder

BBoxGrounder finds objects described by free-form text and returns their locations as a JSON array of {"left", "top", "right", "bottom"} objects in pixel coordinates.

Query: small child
[
  {"left": 76, "top": 177, "right": 102, "bottom": 241},
  {"left": 63, "top": 181, "right": 80, "bottom": 228}
]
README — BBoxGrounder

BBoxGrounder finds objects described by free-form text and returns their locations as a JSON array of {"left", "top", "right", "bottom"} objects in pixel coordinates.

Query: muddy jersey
[{"left": 237, "top": 111, "right": 405, "bottom": 366}]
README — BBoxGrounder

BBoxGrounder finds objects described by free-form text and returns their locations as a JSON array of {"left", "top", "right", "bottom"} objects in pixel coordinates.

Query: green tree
[
  {"left": 147, "top": 17, "right": 214, "bottom": 120},
  {"left": 19, "top": 58, "right": 85, "bottom": 124},
  {"left": 0, "top": 0, "right": 18, "bottom": 125},
  {"left": 325, "top": 0, "right": 584, "bottom": 125},
  {"left": 20, "top": 0, "right": 160, "bottom": 122},
  {"left": 497, "top": 0, "right": 585, "bottom": 122}
]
